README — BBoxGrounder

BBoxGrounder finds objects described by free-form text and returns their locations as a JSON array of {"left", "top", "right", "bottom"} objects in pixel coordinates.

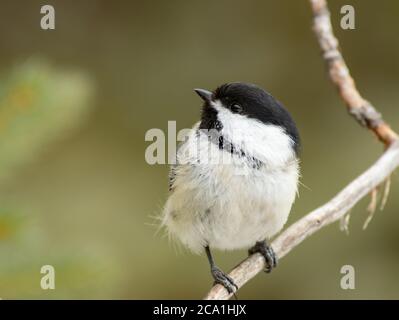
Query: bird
[{"left": 162, "top": 82, "right": 300, "bottom": 293}]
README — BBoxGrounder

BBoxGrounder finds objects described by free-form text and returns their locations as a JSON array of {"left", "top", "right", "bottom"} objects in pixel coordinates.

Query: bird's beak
[{"left": 194, "top": 88, "right": 213, "bottom": 103}]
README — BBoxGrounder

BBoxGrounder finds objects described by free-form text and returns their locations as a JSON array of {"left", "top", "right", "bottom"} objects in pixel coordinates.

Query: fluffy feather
[{"left": 162, "top": 91, "right": 299, "bottom": 253}]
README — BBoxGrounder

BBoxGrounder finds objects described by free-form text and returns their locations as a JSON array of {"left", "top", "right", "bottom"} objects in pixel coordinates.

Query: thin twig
[
  {"left": 309, "top": 0, "right": 397, "bottom": 146},
  {"left": 339, "top": 211, "right": 351, "bottom": 235},
  {"left": 204, "top": 0, "right": 399, "bottom": 300},
  {"left": 363, "top": 187, "right": 378, "bottom": 230},
  {"left": 379, "top": 176, "right": 391, "bottom": 211}
]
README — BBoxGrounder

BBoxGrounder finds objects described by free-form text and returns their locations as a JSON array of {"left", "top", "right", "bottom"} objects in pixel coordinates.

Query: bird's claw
[
  {"left": 248, "top": 241, "right": 278, "bottom": 273},
  {"left": 211, "top": 266, "right": 238, "bottom": 294}
]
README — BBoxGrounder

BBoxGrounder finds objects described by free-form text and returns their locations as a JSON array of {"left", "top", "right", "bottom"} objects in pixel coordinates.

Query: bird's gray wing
[
  {"left": 168, "top": 122, "right": 200, "bottom": 192},
  {"left": 168, "top": 138, "right": 185, "bottom": 192},
  {"left": 168, "top": 165, "right": 177, "bottom": 191}
]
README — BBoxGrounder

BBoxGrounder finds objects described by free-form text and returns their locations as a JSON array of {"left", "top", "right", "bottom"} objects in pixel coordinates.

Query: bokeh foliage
[
  {"left": 0, "top": 60, "right": 93, "bottom": 182},
  {"left": 0, "top": 61, "right": 121, "bottom": 298}
]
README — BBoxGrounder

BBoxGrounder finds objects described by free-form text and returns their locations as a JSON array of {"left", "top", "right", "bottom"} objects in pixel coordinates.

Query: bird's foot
[
  {"left": 211, "top": 266, "right": 238, "bottom": 294},
  {"left": 248, "top": 240, "right": 278, "bottom": 273}
]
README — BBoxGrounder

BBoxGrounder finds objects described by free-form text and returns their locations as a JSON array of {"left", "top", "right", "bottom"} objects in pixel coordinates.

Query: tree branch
[
  {"left": 204, "top": 0, "right": 399, "bottom": 300},
  {"left": 204, "top": 141, "right": 399, "bottom": 300},
  {"left": 310, "top": 0, "right": 397, "bottom": 146}
]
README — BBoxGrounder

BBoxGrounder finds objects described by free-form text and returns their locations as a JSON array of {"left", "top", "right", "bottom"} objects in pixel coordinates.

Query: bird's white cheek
[{"left": 212, "top": 101, "right": 296, "bottom": 167}]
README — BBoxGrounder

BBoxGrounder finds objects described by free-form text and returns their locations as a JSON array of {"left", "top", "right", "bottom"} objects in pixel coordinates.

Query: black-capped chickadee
[{"left": 162, "top": 82, "right": 300, "bottom": 293}]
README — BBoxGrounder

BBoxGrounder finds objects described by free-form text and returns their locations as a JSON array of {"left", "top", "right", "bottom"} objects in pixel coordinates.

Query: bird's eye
[{"left": 230, "top": 103, "right": 242, "bottom": 113}]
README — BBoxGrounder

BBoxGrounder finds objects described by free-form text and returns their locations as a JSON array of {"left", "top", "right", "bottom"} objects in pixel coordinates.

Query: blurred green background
[{"left": 0, "top": 0, "right": 398, "bottom": 299}]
